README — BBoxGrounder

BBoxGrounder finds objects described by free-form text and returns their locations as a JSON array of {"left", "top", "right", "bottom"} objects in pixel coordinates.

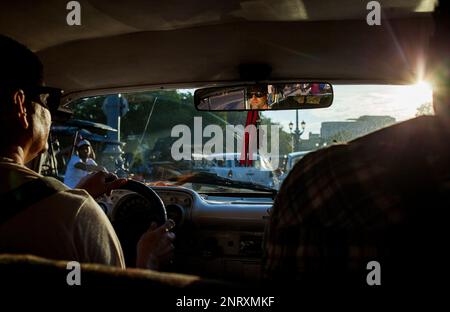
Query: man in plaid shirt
[
  {"left": 263, "top": 2, "right": 450, "bottom": 287},
  {"left": 264, "top": 115, "right": 450, "bottom": 286}
]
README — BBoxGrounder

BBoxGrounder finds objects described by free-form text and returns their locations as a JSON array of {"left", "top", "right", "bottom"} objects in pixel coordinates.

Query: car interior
[{"left": 0, "top": 0, "right": 448, "bottom": 304}]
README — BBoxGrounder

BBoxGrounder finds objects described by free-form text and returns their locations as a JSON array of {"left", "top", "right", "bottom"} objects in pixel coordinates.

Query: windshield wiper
[{"left": 169, "top": 172, "right": 277, "bottom": 195}]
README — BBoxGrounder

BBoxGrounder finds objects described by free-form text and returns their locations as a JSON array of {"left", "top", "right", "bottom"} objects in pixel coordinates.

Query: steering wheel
[{"left": 110, "top": 180, "right": 167, "bottom": 267}]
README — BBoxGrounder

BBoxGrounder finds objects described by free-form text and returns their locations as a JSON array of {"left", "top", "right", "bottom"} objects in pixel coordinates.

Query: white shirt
[{"left": 64, "top": 155, "right": 98, "bottom": 188}]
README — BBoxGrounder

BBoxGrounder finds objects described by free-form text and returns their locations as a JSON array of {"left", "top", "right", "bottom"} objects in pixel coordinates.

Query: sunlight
[
  {"left": 381, "top": 81, "right": 433, "bottom": 119},
  {"left": 414, "top": 80, "right": 433, "bottom": 96},
  {"left": 265, "top": 83, "right": 434, "bottom": 137},
  {"left": 404, "top": 81, "right": 433, "bottom": 107},
  {"left": 414, "top": 0, "right": 438, "bottom": 12}
]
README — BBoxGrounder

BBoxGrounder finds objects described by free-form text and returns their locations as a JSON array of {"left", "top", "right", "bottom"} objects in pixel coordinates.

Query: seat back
[{"left": 0, "top": 253, "right": 236, "bottom": 293}]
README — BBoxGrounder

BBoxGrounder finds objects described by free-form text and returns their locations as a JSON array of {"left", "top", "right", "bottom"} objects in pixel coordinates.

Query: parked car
[
  {"left": 279, "top": 151, "right": 312, "bottom": 184},
  {"left": 194, "top": 153, "right": 278, "bottom": 189}
]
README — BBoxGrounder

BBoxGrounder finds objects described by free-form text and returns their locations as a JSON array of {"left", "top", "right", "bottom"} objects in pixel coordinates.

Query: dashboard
[
  {"left": 99, "top": 185, "right": 273, "bottom": 281},
  {"left": 152, "top": 186, "right": 273, "bottom": 282}
]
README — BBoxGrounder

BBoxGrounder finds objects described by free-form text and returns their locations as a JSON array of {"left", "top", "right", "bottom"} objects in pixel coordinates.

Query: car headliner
[{"left": 0, "top": 0, "right": 437, "bottom": 102}]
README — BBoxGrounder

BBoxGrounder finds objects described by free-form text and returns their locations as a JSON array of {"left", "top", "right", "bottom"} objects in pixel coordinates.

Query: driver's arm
[
  {"left": 74, "top": 171, "right": 175, "bottom": 270},
  {"left": 75, "top": 171, "right": 127, "bottom": 198}
]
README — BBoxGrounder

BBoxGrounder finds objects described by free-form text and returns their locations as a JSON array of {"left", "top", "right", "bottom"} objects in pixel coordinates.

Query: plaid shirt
[{"left": 263, "top": 116, "right": 450, "bottom": 285}]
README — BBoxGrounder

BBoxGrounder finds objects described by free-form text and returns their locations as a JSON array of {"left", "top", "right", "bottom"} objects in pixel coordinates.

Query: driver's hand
[
  {"left": 136, "top": 221, "right": 176, "bottom": 270},
  {"left": 75, "top": 171, "right": 128, "bottom": 198}
]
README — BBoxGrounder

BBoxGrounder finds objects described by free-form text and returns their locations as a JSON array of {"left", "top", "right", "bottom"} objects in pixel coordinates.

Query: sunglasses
[
  {"left": 247, "top": 91, "right": 266, "bottom": 99},
  {"left": 25, "top": 86, "right": 63, "bottom": 113}
]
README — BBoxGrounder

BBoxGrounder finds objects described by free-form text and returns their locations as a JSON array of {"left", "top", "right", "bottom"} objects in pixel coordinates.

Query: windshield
[{"left": 64, "top": 83, "right": 433, "bottom": 192}]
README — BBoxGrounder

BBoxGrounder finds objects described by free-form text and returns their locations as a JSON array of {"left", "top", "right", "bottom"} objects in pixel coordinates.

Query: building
[
  {"left": 299, "top": 132, "right": 323, "bottom": 151},
  {"left": 321, "top": 115, "right": 396, "bottom": 143}
]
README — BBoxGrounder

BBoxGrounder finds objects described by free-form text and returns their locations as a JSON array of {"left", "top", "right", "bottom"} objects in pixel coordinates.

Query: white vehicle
[
  {"left": 194, "top": 153, "right": 278, "bottom": 189},
  {"left": 279, "top": 151, "right": 312, "bottom": 184}
]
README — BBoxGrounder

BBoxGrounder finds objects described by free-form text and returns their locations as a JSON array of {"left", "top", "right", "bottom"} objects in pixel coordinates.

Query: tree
[
  {"left": 416, "top": 102, "right": 434, "bottom": 116},
  {"left": 69, "top": 91, "right": 292, "bottom": 165},
  {"left": 70, "top": 96, "right": 107, "bottom": 123}
]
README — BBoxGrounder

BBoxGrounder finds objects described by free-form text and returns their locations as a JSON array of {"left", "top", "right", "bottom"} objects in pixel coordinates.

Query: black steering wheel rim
[{"left": 110, "top": 180, "right": 167, "bottom": 267}]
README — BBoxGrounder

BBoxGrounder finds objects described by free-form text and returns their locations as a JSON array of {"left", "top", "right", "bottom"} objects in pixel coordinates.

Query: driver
[
  {"left": 0, "top": 35, "right": 174, "bottom": 270},
  {"left": 247, "top": 85, "right": 269, "bottom": 109}
]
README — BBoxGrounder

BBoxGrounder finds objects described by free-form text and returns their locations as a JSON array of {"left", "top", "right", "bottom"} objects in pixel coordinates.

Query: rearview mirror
[{"left": 194, "top": 82, "right": 333, "bottom": 111}]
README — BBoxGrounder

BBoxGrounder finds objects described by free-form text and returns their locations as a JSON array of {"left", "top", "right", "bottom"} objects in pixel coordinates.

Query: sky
[{"left": 262, "top": 83, "right": 433, "bottom": 139}]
